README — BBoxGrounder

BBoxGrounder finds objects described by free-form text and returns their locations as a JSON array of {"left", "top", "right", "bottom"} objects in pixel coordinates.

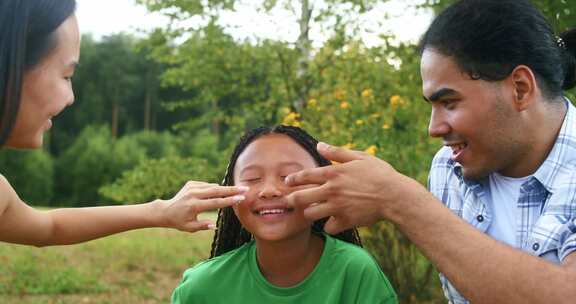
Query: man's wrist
[{"left": 382, "top": 174, "right": 432, "bottom": 227}]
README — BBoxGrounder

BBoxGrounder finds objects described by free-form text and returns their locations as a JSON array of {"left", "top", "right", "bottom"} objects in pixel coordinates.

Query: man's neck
[
  {"left": 502, "top": 99, "right": 567, "bottom": 177},
  {"left": 255, "top": 232, "right": 324, "bottom": 287}
]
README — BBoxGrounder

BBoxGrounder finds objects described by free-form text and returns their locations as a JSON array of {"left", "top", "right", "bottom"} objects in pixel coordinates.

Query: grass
[
  {"left": 0, "top": 225, "right": 215, "bottom": 303},
  {"left": 0, "top": 212, "right": 444, "bottom": 303}
]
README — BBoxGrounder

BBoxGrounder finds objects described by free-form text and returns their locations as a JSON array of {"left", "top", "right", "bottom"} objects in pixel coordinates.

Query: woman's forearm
[
  {"left": 0, "top": 178, "right": 247, "bottom": 247},
  {"left": 43, "top": 201, "right": 165, "bottom": 246}
]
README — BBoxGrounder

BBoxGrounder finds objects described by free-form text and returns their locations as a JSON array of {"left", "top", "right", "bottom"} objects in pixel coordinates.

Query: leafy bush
[
  {"left": 54, "top": 126, "right": 146, "bottom": 206},
  {"left": 123, "top": 130, "right": 180, "bottom": 159},
  {"left": 99, "top": 156, "right": 213, "bottom": 204},
  {"left": 0, "top": 149, "right": 54, "bottom": 205},
  {"left": 54, "top": 126, "right": 193, "bottom": 206}
]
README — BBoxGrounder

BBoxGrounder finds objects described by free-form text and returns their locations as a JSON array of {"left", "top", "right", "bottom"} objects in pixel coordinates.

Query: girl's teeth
[{"left": 259, "top": 209, "right": 286, "bottom": 215}]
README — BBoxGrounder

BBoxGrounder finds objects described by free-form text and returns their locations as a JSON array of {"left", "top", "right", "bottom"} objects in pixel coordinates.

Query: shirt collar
[{"left": 532, "top": 98, "right": 576, "bottom": 193}]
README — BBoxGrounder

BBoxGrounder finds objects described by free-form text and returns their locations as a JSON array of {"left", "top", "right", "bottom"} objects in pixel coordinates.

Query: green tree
[
  {"left": 423, "top": 0, "right": 576, "bottom": 34},
  {"left": 136, "top": 0, "right": 386, "bottom": 118},
  {"left": 49, "top": 34, "right": 180, "bottom": 156},
  {"left": 54, "top": 126, "right": 185, "bottom": 206}
]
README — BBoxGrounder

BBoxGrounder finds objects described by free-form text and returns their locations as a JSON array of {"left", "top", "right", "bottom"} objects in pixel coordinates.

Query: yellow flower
[
  {"left": 334, "top": 89, "right": 346, "bottom": 100},
  {"left": 340, "top": 101, "right": 349, "bottom": 109},
  {"left": 370, "top": 113, "right": 381, "bottom": 119},
  {"left": 308, "top": 98, "right": 317, "bottom": 108},
  {"left": 390, "top": 95, "right": 402, "bottom": 107},
  {"left": 361, "top": 89, "right": 373, "bottom": 99},
  {"left": 364, "top": 145, "right": 378, "bottom": 156},
  {"left": 342, "top": 143, "right": 355, "bottom": 150},
  {"left": 282, "top": 111, "right": 301, "bottom": 127},
  {"left": 382, "top": 123, "right": 390, "bottom": 130},
  {"left": 356, "top": 119, "right": 364, "bottom": 125}
]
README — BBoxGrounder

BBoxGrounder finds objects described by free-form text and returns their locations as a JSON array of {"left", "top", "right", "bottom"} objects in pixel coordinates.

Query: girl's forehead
[{"left": 234, "top": 134, "right": 316, "bottom": 172}]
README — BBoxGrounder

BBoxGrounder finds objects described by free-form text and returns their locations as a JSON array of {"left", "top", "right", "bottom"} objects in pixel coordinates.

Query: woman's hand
[{"left": 158, "top": 181, "right": 249, "bottom": 232}]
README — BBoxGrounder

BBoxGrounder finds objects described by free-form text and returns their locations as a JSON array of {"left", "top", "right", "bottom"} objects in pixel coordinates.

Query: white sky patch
[
  {"left": 76, "top": 0, "right": 433, "bottom": 46},
  {"left": 76, "top": 0, "right": 170, "bottom": 38}
]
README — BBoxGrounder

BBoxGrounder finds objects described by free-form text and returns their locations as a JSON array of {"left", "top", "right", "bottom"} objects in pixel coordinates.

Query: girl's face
[
  {"left": 233, "top": 133, "right": 318, "bottom": 242},
  {"left": 6, "top": 15, "right": 80, "bottom": 149}
]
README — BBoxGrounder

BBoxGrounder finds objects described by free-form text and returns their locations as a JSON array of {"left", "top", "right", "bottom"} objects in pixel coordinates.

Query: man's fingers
[
  {"left": 317, "top": 142, "right": 365, "bottom": 164},
  {"left": 285, "top": 166, "right": 330, "bottom": 187},
  {"left": 286, "top": 184, "right": 329, "bottom": 208},
  {"left": 192, "top": 195, "right": 245, "bottom": 212},
  {"left": 323, "top": 216, "right": 349, "bottom": 235},
  {"left": 302, "top": 202, "right": 337, "bottom": 222},
  {"left": 188, "top": 185, "right": 249, "bottom": 200}
]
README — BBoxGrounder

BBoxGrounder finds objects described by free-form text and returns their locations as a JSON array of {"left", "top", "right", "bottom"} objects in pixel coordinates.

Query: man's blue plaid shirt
[{"left": 427, "top": 98, "right": 576, "bottom": 303}]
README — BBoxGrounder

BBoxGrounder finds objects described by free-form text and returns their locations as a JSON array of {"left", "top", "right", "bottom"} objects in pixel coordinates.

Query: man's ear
[{"left": 507, "top": 65, "right": 537, "bottom": 111}]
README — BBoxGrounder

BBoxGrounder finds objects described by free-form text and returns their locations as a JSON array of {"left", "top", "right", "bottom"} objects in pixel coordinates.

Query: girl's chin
[
  {"left": 253, "top": 229, "right": 312, "bottom": 243},
  {"left": 254, "top": 234, "right": 292, "bottom": 243}
]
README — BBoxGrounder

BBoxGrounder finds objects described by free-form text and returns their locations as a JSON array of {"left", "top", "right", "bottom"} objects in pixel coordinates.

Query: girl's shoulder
[
  {"left": 325, "top": 234, "right": 378, "bottom": 265},
  {"left": 324, "top": 235, "right": 398, "bottom": 302}
]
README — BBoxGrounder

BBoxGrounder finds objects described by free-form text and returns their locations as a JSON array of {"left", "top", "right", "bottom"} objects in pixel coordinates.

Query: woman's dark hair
[
  {"left": 210, "top": 125, "right": 362, "bottom": 258},
  {"left": 0, "top": 0, "right": 77, "bottom": 146},
  {"left": 419, "top": 0, "right": 576, "bottom": 99}
]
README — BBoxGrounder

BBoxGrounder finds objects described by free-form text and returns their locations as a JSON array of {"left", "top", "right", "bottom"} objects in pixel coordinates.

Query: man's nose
[{"left": 428, "top": 108, "right": 450, "bottom": 138}]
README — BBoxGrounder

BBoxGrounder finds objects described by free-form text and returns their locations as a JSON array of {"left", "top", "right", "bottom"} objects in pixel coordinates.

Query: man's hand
[{"left": 285, "top": 142, "right": 426, "bottom": 234}]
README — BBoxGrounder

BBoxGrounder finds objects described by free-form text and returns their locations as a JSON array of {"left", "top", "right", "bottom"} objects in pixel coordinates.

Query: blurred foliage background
[{"left": 2, "top": 0, "right": 575, "bottom": 302}]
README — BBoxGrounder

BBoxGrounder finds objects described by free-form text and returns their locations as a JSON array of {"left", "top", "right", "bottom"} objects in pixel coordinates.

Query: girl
[{"left": 172, "top": 125, "right": 398, "bottom": 303}]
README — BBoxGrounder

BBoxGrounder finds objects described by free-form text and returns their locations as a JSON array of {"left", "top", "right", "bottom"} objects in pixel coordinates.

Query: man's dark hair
[
  {"left": 0, "top": 0, "right": 77, "bottom": 146},
  {"left": 420, "top": 0, "right": 576, "bottom": 99},
  {"left": 210, "top": 125, "right": 362, "bottom": 258}
]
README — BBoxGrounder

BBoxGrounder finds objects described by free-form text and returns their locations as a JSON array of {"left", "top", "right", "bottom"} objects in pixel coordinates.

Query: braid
[{"left": 210, "top": 125, "right": 363, "bottom": 258}]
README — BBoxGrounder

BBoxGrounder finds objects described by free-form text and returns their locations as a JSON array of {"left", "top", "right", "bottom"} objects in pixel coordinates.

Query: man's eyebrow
[{"left": 423, "top": 88, "right": 458, "bottom": 103}]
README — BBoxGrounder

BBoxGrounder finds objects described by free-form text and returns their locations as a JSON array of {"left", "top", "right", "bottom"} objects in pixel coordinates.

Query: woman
[{"left": 0, "top": 0, "right": 247, "bottom": 246}]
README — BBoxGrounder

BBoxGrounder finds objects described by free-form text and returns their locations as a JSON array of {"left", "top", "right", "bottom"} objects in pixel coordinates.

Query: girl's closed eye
[{"left": 240, "top": 177, "right": 261, "bottom": 184}]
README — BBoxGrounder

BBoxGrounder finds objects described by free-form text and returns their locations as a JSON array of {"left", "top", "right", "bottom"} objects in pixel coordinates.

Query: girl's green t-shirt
[{"left": 172, "top": 234, "right": 398, "bottom": 304}]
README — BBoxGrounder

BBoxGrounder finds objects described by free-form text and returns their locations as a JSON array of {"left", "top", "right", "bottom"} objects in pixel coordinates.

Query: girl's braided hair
[{"left": 210, "top": 125, "right": 362, "bottom": 258}]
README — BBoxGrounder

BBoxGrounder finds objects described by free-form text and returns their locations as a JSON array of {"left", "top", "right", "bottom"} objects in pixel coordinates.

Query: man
[{"left": 285, "top": 0, "right": 576, "bottom": 303}]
